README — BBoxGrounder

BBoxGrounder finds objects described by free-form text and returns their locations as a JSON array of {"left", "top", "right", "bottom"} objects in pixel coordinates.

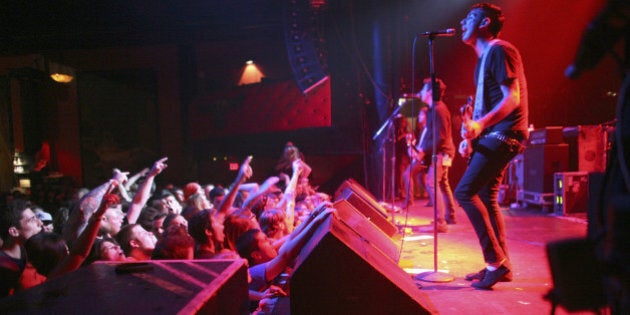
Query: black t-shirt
[
  {"left": 0, "top": 246, "right": 27, "bottom": 297},
  {"left": 474, "top": 40, "right": 529, "bottom": 137},
  {"left": 420, "top": 102, "right": 455, "bottom": 157}
]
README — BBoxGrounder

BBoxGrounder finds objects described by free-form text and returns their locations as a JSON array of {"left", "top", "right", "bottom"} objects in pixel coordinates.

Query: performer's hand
[
  {"left": 461, "top": 120, "right": 482, "bottom": 140},
  {"left": 458, "top": 140, "right": 472, "bottom": 159}
]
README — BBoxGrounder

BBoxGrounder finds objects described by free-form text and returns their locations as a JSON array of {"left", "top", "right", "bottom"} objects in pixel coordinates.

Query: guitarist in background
[
  {"left": 394, "top": 115, "right": 412, "bottom": 200},
  {"left": 414, "top": 77, "right": 457, "bottom": 233},
  {"left": 456, "top": 3, "right": 529, "bottom": 290},
  {"left": 403, "top": 106, "right": 429, "bottom": 207}
]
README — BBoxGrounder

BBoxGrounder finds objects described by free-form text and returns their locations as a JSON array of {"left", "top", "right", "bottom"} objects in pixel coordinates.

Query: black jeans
[{"left": 455, "top": 134, "right": 525, "bottom": 264}]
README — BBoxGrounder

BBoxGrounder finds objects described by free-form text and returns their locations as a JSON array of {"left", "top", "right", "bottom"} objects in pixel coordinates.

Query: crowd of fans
[{"left": 0, "top": 142, "right": 333, "bottom": 314}]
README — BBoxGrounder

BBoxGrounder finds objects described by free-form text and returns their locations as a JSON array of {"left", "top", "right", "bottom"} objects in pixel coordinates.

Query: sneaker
[
  {"left": 446, "top": 217, "right": 457, "bottom": 225},
  {"left": 471, "top": 265, "right": 511, "bottom": 289},
  {"left": 465, "top": 268, "right": 513, "bottom": 282}
]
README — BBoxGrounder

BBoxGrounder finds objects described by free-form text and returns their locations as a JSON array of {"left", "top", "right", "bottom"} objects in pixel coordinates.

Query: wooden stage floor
[{"left": 385, "top": 198, "right": 593, "bottom": 315}]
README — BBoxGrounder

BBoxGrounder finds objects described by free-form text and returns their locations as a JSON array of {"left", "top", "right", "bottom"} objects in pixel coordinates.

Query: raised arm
[
  {"left": 276, "top": 159, "right": 303, "bottom": 231},
  {"left": 242, "top": 176, "right": 280, "bottom": 210},
  {"left": 62, "top": 174, "right": 123, "bottom": 245},
  {"left": 286, "top": 200, "right": 332, "bottom": 241},
  {"left": 263, "top": 207, "right": 333, "bottom": 282},
  {"left": 112, "top": 169, "right": 133, "bottom": 202},
  {"left": 217, "top": 156, "right": 253, "bottom": 217},
  {"left": 124, "top": 167, "right": 149, "bottom": 191},
  {"left": 50, "top": 182, "right": 117, "bottom": 278},
  {"left": 126, "top": 157, "right": 168, "bottom": 224}
]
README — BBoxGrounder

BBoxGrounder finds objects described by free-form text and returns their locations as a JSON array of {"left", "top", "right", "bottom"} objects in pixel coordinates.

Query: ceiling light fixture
[
  {"left": 238, "top": 60, "right": 264, "bottom": 85},
  {"left": 49, "top": 61, "right": 75, "bottom": 83}
]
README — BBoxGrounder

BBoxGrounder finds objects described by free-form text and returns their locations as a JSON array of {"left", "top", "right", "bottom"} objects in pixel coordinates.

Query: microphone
[{"left": 419, "top": 28, "right": 456, "bottom": 37}]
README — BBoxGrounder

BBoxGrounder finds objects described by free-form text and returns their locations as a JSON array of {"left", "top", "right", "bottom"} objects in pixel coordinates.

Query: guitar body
[
  {"left": 459, "top": 96, "right": 474, "bottom": 160},
  {"left": 406, "top": 133, "right": 428, "bottom": 166}
]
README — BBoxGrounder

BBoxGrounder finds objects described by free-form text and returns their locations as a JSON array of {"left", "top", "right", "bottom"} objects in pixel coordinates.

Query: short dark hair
[
  {"left": 163, "top": 213, "right": 186, "bottom": 232},
  {"left": 236, "top": 229, "right": 261, "bottom": 265},
  {"left": 209, "top": 186, "right": 225, "bottom": 201},
  {"left": 472, "top": 3, "right": 505, "bottom": 37},
  {"left": 0, "top": 200, "right": 32, "bottom": 239},
  {"left": 154, "top": 189, "right": 175, "bottom": 200},
  {"left": 85, "top": 237, "right": 119, "bottom": 265},
  {"left": 151, "top": 225, "right": 194, "bottom": 260},
  {"left": 136, "top": 206, "right": 162, "bottom": 232},
  {"left": 422, "top": 77, "right": 447, "bottom": 98},
  {"left": 25, "top": 232, "right": 67, "bottom": 277},
  {"left": 116, "top": 223, "right": 139, "bottom": 255},
  {"left": 187, "top": 209, "right": 212, "bottom": 245}
]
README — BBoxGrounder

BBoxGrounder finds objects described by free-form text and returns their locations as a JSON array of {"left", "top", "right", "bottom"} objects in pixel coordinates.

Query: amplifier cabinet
[
  {"left": 523, "top": 143, "right": 569, "bottom": 193},
  {"left": 562, "top": 125, "right": 607, "bottom": 173},
  {"left": 554, "top": 172, "right": 589, "bottom": 215},
  {"left": 529, "top": 126, "right": 564, "bottom": 145}
]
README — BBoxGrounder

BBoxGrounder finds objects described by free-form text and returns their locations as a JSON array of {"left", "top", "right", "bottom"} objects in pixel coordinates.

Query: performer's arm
[{"left": 462, "top": 79, "right": 521, "bottom": 139}]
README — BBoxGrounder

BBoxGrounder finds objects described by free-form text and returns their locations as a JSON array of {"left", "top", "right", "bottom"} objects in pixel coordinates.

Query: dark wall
[
  {"left": 1, "top": 0, "right": 619, "bottom": 197},
  {"left": 340, "top": 0, "right": 619, "bottom": 195}
]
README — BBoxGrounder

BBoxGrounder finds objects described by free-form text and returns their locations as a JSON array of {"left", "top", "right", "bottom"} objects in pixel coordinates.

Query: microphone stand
[
  {"left": 373, "top": 100, "right": 403, "bottom": 208},
  {"left": 414, "top": 33, "right": 454, "bottom": 283}
]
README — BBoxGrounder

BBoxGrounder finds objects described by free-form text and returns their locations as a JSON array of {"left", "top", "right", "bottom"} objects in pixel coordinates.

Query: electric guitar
[
  {"left": 406, "top": 133, "right": 426, "bottom": 165},
  {"left": 459, "top": 96, "right": 474, "bottom": 160}
]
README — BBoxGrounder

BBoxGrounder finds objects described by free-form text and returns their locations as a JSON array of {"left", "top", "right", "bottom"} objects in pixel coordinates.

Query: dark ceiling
[{"left": 0, "top": 0, "right": 285, "bottom": 55}]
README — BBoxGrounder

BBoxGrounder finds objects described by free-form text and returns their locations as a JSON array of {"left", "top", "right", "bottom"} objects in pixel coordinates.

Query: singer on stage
[{"left": 455, "top": 3, "right": 529, "bottom": 290}]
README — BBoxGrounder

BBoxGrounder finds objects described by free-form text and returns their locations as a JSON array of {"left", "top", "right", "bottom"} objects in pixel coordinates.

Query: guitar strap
[
  {"left": 416, "top": 128, "right": 427, "bottom": 151},
  {"left": 473, "top": 39, "right": 500, "bottom": 121}
]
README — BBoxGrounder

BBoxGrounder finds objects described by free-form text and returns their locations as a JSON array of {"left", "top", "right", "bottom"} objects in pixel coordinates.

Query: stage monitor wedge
[
  {"left": 0, "top": 260, "right": 249, "bottom": 314},
  {"left": 333, "top": 199, "right": 400, "bottom": 262},
  {"left": 335, "top": 178, "right": 398, "bottom": 237},
  {"left": 290, "top": 214, "right": 436, "bottom": 315}
]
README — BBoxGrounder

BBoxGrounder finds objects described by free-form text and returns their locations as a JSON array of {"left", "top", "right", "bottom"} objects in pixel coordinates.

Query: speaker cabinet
[
  {"left": 523, "top": 144, "right": 569, "bottom": 193},
  {"left": 333, "top": 199, "right": 400, "bottom": 261},
  {"left": 334, "top": 178, "right": 398, "bottom": 237},
  {"left": 0, "top": 260, "right": 249, "bottom": 314},
  {"left": 563, "top": 125, "right": 607, "bottom": 173},
  {"left": 290, "top": 214, "right": 436, "bottom": 314},
  {"left": 284, "top": 0, "right": 328, "bottom": 93}
]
